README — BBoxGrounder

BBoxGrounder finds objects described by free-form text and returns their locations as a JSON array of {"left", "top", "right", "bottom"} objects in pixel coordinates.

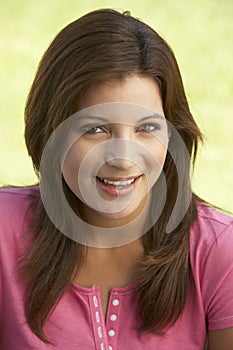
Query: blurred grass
[{"left": 0, "top": 0, "right": 232, "bottom": 211}]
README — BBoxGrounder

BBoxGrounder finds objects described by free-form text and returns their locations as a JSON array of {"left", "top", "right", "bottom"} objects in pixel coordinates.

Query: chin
[
  {"left": 98, "top": 199, "right": 147, "bottom": 226},
  {"left": 101, "top": 208, "right": 136, "bottom": 222}
]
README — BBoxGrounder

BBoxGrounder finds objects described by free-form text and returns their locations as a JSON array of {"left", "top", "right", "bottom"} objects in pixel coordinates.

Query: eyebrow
[
  {"left": 77, "top": 116, "right": 109, "bottom": 123},
  {"left": 138, "top": 113, "right": 165, "bottom": 121},
  {"left": 77, "top": 113, "right": 165, "bottom": 123}
]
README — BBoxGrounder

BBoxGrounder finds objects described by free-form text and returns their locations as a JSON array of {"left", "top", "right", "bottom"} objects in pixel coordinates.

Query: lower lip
[{"left": 96, "top": 176, "right": 141, "bottom": 196}]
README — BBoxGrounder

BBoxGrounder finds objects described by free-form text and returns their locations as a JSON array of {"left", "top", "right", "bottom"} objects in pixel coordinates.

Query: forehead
[
  {"left": 74, "top": 102, "right": 166, "bottom": 125},
  {"left": 78, "top": 75, "right": 164, "bottom": 115}
]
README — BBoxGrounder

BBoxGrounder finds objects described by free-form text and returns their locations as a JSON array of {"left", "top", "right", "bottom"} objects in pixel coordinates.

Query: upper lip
[{"left": 96, "top": 175, "right": 142, "bottom": 181}]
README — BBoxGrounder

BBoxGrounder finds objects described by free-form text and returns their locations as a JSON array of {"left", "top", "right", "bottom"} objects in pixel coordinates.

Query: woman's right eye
[{"left": 80, "top": 125, "right": 105, "bottom": 134}]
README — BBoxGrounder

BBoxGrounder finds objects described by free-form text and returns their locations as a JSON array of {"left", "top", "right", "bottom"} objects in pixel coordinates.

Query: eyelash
[
  {"left": 136, "top": 123, "right": 161, "bottom": 133},
  {"left": 81, "top": 123, "right": 161, "bottom": 135},
  {"left": 81, "top": 125, "right": 106, "bottom": 134}
]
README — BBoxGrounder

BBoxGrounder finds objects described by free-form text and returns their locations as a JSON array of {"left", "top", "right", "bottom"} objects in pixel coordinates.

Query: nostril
[{"left": 105, "top": 157, "right": 135, "bottom": 170}]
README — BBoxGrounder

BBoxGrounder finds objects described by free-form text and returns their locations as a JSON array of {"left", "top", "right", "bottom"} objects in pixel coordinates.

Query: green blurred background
[{"left": 0, "top": 0, "right": 232, "bottom": 211}]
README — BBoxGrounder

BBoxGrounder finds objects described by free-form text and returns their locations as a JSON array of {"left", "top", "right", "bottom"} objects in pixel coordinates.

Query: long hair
[{"left": 23, "top": 9, "right": 203, "bottom": 342}]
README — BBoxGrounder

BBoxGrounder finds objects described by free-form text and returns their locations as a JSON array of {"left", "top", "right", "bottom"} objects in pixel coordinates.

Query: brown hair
[{"left": 23, "top": 9, "right": 202, "bottom": 342}]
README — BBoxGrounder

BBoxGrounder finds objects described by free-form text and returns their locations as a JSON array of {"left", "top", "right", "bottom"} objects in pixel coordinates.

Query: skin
[
  {"left": 63, "top": 75, "right": 233, "bottom": 344},
  {"left": 63, "top": 75, "right": 168, "bottom": 228},
  {"left": 208, "top": 329, "right": 233, "bottom": 350},
  {"left": 62, "top": 75, "right": 168, "bottom": 316}
]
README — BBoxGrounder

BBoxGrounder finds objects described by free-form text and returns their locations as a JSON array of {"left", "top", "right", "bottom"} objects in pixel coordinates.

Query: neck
[{"left": 76, "top": 193, "right": 152, "bottom": 248}]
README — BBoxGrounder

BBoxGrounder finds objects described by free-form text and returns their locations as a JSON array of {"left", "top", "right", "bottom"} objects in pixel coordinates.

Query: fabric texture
[{"left": 0, "top": 186, "right": 233, "bottom": 350}]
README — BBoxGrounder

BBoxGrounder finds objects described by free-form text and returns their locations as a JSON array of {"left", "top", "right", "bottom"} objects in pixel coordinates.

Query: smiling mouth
[
  {"left": 96, "top": 175, "right": 141, "bottom": 187},
  {"left": 95, "top": 175, "right": 142, "bottom": 195}
]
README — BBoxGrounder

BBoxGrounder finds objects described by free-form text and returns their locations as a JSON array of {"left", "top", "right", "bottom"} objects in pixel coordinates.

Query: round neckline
[{"left": 71, "top": 280, "right": 137, "bottom": 295}]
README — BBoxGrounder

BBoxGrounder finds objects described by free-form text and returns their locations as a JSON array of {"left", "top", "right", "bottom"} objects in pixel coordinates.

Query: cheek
[
  {"left": 158, "top": 145, "right": 168, "bottom": 166},
  {"left": 147, "top": 142, "right": 168, "bottom": 169},
  {"left": 140, "top": 142, "right": 167, "bottom": 189},
  {"left": 62, "top": 142, "right": 85, "bottom": 181}
]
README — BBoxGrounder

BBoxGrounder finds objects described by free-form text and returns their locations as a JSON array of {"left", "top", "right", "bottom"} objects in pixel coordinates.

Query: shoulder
[
  {"left": 190, "top": 201, "right": 233, "bottom": 274},
  {"left": 190, "top": 202, "right": 233, "bottom": 330},
  {"left": 0, "top": 184, "right": 39, "bottom": 203},
  {"left": 0, "top": 185, "right": 39, "bottom": 211},
  {"left": 0, "top": 185, "right": 40, "bottom": 241},
  {"left": 191, "top": 201, "right": 233, "bottom": 251},
  {"left": 190, "top": 200, "right": 233, "bottom": 289}
]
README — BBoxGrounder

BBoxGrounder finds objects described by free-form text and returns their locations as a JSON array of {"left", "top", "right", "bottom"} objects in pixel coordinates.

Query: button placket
[
  {"left": 106, "top": 293, "right": 121, "bottom": 350},
  {"left": 89, "top": 288, "right": 108, "bottom": 350},
  {"left": 110, "top": 314, "right": 117, "bottom": 322}
]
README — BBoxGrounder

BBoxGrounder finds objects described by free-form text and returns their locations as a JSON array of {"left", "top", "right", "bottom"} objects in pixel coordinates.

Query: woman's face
[{"left": 62, "top": 75, "right": 168, "bottom": 227}]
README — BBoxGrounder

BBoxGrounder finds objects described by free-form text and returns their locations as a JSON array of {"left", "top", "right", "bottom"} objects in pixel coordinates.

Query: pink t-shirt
[{"left": 0, "top": 186, "right": 233, "bottom": 350}]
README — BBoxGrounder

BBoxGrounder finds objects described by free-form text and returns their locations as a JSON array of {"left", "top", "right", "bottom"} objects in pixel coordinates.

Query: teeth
[{"left": 99, "top": 177, "right": 136, "bottom": 186}]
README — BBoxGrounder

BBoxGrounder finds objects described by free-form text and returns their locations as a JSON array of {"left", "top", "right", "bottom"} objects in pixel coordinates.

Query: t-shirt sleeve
[{"left": 201, "top": 220, "right": 233, "bottom": 330}]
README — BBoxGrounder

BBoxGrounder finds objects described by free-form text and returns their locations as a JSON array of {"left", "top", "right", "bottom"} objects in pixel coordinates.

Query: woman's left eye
[{"left": 137, "top": 123, "right": 161, "bottom": 133}]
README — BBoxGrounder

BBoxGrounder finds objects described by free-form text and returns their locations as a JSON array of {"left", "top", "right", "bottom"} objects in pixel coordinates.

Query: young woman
[{"left": 0, "top": 9, "right": 232, "bottom": 350}]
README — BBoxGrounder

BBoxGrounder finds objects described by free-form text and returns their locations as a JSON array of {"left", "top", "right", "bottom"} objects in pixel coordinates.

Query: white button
[
  {"left": 98, "top": 326, "right": 103, "bottom": 338},
  {"left": 110, "top": 314, "right": 117, "bottom": 321},
  {"left": 112, "top": 299, "right": 119, "bottom": 306},
  {"left": 96, "top": 311, "right": 100, "bottom": 323},
  {"left": 108, "top": 329, "right": 115, "bottom": 337},
  {"left": 93, "top": 296, "right": 98, "bottom": 307},
  {"left": 109, "top": 346, "right": 113, "bottom": 350},
  {"left": 100, "top": 343, "right": 105, "bottom": 350}
]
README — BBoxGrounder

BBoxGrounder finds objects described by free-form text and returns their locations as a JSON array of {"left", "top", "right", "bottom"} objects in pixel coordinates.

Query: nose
[{"left": 105, "top": 137, "right": 136, "bottom": 170}]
